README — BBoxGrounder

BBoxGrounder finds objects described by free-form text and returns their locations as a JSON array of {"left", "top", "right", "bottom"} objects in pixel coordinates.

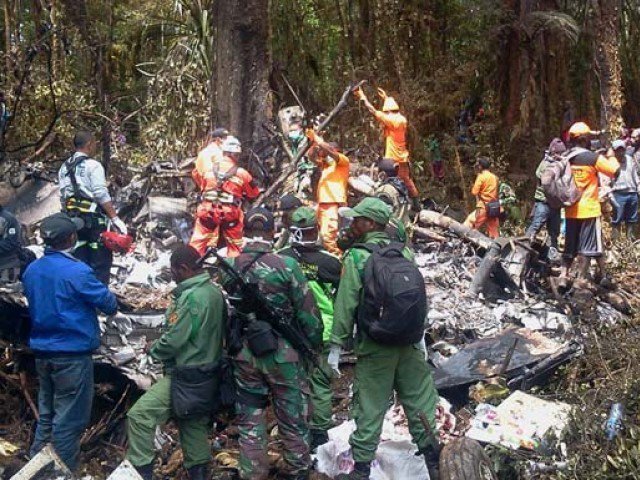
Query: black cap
[
  {"left": 245, "top": 208, "right": 275, "bottom": 233},
  {"left": 377, "top": 158, "right": 397, "bottom": 174},
  {"left": 279, "top": 194, "right": 303, "bottom": 212},
  {"left": 40, "top": 213, "right": 84, "bottom": 245},
  {"left": 210, "top": 127, "right": 229, "bottom": 139}
]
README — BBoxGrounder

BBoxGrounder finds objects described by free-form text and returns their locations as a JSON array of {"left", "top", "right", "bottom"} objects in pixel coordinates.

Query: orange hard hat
[
  {"left": 568, "top": 122, "right": 596, "bottom": 138},
  {"left": 382, "top": 97, "right": 400, "bottom": 112},
  {"left": 101, "top": 230, "right": 134, "bottom": 254}
]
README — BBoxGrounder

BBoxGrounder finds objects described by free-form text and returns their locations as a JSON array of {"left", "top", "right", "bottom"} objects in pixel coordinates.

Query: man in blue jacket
[{"left": 23, "top": 212, "right": 118, "bottom": 470}]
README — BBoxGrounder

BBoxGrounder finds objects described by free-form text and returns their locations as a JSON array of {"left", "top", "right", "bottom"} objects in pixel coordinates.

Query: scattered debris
[{"left": 10, "top": 445, "right": 72, "bottom": 480}]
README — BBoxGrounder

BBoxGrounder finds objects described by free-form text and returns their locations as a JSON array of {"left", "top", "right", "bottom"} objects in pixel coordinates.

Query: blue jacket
[{"left": 23, "top": 249, "right": 117, "bottom": 355}]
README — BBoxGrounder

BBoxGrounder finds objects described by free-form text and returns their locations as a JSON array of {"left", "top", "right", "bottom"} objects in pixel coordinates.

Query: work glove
[
  {"left": 354, "top": 87, "right": 366, "bottom": 101},
  {"left": 111, "top": 216, "right": 128, "bottom": 235},
  {"left": 327, "top": 344, "right": 342, "bottom": 377},
  {"left": 305, "top": 128, "right": 317, "bottom": 143},
  {"left": 376, "top": 87, "right": 388, "bottom": 99}
]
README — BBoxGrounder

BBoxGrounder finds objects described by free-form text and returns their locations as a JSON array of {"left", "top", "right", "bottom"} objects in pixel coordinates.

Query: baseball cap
[
  {"left": 245, "top": 208, "right": 275, "bottom": 233},
  {"left": 341, "top": 197, "right": 391, "bottom": 226},
  {"left": 279, "top": 194, "right": 303, "bottom": 212},
  {"left": 210, "top": 127, "right": 229, "bottom": 139},
  {"left": 377, "top": 158, "right": 397, "bottom": 174},
  {"left": 40, "top": 213, "right": 84, "bottom": 244},
  {"left": 612, "top": 139, "right": 626, "bottom": 150},
  {"left": 290, "top": 207, "right": 317, "bottom": 228}
]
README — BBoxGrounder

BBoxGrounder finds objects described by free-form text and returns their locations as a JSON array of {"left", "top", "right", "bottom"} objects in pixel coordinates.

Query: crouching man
[
  {"left": 126, "top": 245, "right": 226, "bottom": 480},
  {"left": 23, "top": 213, "right": 118, "bottom": 471}
]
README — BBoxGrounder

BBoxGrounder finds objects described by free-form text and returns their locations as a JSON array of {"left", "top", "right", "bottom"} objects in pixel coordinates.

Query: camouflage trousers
[{"left": 233, "top": 339, "right": 311, "bottom": 480}]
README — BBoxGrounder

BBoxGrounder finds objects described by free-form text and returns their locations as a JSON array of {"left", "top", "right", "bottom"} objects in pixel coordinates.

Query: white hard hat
[{"left": 222, "top": 136, "right": 242, "bottom": 154}]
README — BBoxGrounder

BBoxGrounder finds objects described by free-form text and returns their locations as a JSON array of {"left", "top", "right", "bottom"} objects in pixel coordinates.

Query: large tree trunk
[
  {"left": 591, "top": 0, "right": 624, "bottom": 138},
  {"left": 213, "top": 0, "right": 272, "bottom": 148}
]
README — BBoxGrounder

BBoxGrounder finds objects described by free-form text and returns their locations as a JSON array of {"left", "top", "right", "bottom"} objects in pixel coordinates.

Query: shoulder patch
[{"left": 168, "top": 311, "right": 179, "bottom": 325}]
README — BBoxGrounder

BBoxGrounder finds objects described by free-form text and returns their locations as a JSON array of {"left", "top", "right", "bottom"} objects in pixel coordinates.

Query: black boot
[
  {"left": 420, "top": 445, "right": 441, "bottom": 480},
  {"left": 336, "top": 462, "right": 371, "bottom": 480},
  {"left": 627, "top": 224, "right": 636, "bottom": 241},
  {"left": 134, "top": 464, "right": 154, "bottom": 480},
  {"left": 187, "top": 463, "right": 209, "bottom": 480},
  {"left": 411, "top": 197, "right": 422, "bottom": 212},
  {"left": 310, "top": 428, "right": 329, "bottom": 452}
]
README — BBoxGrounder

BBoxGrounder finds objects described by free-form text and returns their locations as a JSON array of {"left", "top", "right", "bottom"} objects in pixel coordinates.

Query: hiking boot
[
  {"left": 187, "top": 463, "right": 209, "bottom": 480},
  {"left": 420, "top": 445, "right": 441, "bottom": 480},
  {"left": 134, "top": 464, "right": 154, "bottom": 480},
  {"left": 598, "top": 275, "right": 616, "bottom": 290},
  {"left": 336, "top": 462, "right": 371, "bottom": 480},
  {"left": 310, "top": 428, "right": 329, "bottom": 452}
]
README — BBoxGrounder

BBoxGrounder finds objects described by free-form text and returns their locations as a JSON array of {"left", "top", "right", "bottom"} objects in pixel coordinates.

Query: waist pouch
[
  {"left": 245, "top": 320, "right": 278, "bottom": 357},
  {"left": 66, "top": 206, "right": 107, "bottom": 242},
  {"left": 485, "top": 200, "right": 501, "bottom": 219},
  {"left": 171, "top": 361, "right": 222, "bottom": 419}
]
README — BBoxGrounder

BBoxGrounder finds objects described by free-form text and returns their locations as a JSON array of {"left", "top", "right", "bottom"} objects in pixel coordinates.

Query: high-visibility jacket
[
  {"left": 565, "top": 148, "right": 619, "bottom": 219},
  {"left": 192, "top": 143, "right": 224, "bottom": 192},
  {"left": 317, "top": 153, "right": 350, "bottom": 204},
  {"left": 197, "top": 155, "right": 260, "bottom": 203},
  {"left": 374, "top": 111, "right": 409, "bottom": 163},
  {"left": 471, "top": 170, "right": 499, "bottom": 208}
]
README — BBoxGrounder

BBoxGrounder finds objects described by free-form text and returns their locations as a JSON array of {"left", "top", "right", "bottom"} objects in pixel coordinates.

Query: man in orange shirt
[
  {"left": 306, "top": 130, "right": 350, "bottom": 255},
  {"left": 561, "top": 122, "right": 620, "bottom": 284},
  {"left": 355, "top": 87, "right": 420, "bottom": 210},
  {"left": 189, "top": 136, "right": 260, "bottom": 257},
  {"left": 192, "top": 128, "right": 229, "bottom": 191},
  {"left": 463, "top": 157, "right": 500, "bottom": 238}
]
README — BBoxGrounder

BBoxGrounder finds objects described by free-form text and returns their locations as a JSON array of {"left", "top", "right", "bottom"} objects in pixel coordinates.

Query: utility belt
[
  {"left": 64, "top": 197, "right": 108, "bottom": 241},
  {"left": 201, "top": 190, "right": 240, "bottom": 205}
]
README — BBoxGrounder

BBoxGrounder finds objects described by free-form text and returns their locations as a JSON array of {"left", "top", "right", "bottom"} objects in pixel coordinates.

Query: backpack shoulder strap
[{"left": 351, "top": 242, "right": 381, "bottom": 254}]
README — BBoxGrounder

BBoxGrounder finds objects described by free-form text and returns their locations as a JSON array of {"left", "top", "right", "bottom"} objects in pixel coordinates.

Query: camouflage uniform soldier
[
  {"left": 221, "top": 208, "right": 323, "bottom": 480},
  {"left": 279, "top": 207, "right": 342, "bottom": 450}
]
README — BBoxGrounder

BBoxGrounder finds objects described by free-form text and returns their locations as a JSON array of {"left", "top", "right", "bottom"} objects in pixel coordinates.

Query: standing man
[
  {"left": 525, "top": 138, "right": 566, "bottom": 252},
  {"left": 59, "top": 130, "right": 127, "bottom": 284},
  {"left": 329, "top": 198, "right": 440, "bottom": 480},
  {"left": 464, "top": 157, "right": 500, "bottom": 239},
  {"left": 610, "top": 139, "right": 640, "bottom": 241},
  {"left": 189, "top": 136, "right": 260, "bottom": 257},
  {"left": 222, "top": 208, "right": 322, "bottom": 480},
  {"left": 279, "top": 206, "right": 341, "bottom": 450},
  {"left": 23, "top": 213, "right": 117, "bottom": 470},
  {"left": 306, "top": 131, "right": 350, "bottom": 255},
  {"left": 191, "top": 127, "right": 229, "bottom": 192},
  {"left": 561, "top": 122, "right": 619, "bottom": 284},
  {"left": 355, "top": 87, "right": 420, "bottom": 210},
  {"left": 0, "top": 204, "right": 35, "bottom": 280},
  {"left": 273, "top": 194, "right": 303, "bottom": 250},
  {"left": 127, "top": 245, "right": 225, "bottom": 480},
  {"left": 374, "top": 158, "right": 411, "bottom": 222}
]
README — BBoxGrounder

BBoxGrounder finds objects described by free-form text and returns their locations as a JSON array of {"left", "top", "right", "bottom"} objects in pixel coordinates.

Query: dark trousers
[
  {"left": 30, "top": 355, "right": 94, "bottom": 470},
  {"left": 525, "top": 201, "right": 561, "bottom": 248},
  {"left": 74, "top": 243, "right": 113, "bottom": 285},
  {"left": 612, "top": 191, "right": 639, "bottom": 225}
]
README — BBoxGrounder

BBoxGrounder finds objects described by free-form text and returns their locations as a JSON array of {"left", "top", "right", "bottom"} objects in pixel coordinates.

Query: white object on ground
[
  {"left": 106, "top": 460, "right": 144, "bottom": 480},
  {"left": 10, "top": 445, "right": 72, "bottom": 480}
]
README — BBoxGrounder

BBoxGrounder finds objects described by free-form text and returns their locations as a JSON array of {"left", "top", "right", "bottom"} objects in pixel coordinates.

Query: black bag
[
  {"left": 485, "top": 200, "right": 501, "bottom": 218},
  {"left": 356, "top": 243, "right": 427, "bottom": 346},
  {"left": 171, "top": 361, "right": 222, "bottom": 419},
  {"left": 245, "top": 319, "right": 278, "bottom": 357}
]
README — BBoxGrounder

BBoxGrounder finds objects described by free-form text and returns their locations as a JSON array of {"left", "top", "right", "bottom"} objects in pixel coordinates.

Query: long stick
[{"left": 252, "top": 81, "right": 365, "bottom": 206}]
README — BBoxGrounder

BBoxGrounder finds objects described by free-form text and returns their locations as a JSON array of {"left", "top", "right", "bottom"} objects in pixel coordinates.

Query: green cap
[
  {"left": 291, "top": 206, "right": 317, "bottom": 228},
  {"left": 341, "top": 197, "right": 391, "bottom": 225}
]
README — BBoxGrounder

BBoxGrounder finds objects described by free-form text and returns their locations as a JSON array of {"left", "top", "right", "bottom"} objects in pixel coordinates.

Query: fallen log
[
  {"left": 252, "top": 80, "right": 365, "bottom": 206},
  {"left": 412, "top": 226, "right": 447, "bottom": 243},
  {"left": 418, "top": 209, "right": 493, "bottom": 251}
]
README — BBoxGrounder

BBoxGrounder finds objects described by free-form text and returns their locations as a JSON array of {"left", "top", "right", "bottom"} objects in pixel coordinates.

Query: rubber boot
[
  {"left": 422, "top": 445, "right": 441, "bottom": 480},
  {"left": 310, "top": 428, "right": 329, "bottom": 452},
  {"left": 612, "top": 224, "right": 621, "bottom": 242},
  {"left": 134, "top": 464, "right": 154, "bottom": 480},
  {"left": 627, "top": 224, "right": 636, "bottom": 241},
  {"left": 336, "top": 462, "right": 371, "bottom": 480},
  {"left": 187, "top": 463, "right": 209, "bottom": 480}
]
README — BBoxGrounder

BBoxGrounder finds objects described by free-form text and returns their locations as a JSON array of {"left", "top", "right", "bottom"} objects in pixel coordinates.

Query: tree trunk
[
  {"left": 3, "top": 0, "right": 12, "bottom": 79},
  {"left": 213, "top": 0, "right": 272, "bottom": 148},
  {"left": 591, "top": 0, "right": 624, "bottom": 138}
]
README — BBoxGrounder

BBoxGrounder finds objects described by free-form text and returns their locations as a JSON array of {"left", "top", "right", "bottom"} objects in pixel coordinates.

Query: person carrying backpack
[
  {"left": 525, "top": 138, "right": 567, "bottom": 251},
  {"left": 561, "top": 122, "right": 619, "bottom": 284},
  {"left": 329, "top": 197, "right": 440, "bottom": 480}
]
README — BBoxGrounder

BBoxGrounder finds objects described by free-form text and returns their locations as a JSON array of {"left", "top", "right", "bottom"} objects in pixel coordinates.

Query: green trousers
[
  {"left": 350, "top": 341, "right": 439, "bottom": 463},
  {"left": 126, "top": 376, "right": 211, "bottom": 468},
  {"left": 309, "top": 345, "right": 333, "bottom": 431}
]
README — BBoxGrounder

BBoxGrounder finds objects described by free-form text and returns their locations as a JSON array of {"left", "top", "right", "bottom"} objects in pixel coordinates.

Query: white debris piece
[
  {"left": 10, "top": 445, "right": 72, "bottom": 480},
  {"left": 106, "top": 460, "right": 144, "bottom": 480}
]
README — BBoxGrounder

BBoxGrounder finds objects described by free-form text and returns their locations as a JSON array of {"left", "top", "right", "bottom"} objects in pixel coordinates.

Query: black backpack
[{"left": 356, "top": 242, "right": 427, "bottom": 346}]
